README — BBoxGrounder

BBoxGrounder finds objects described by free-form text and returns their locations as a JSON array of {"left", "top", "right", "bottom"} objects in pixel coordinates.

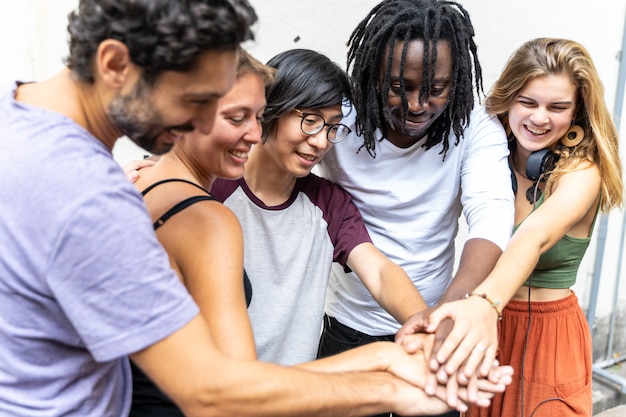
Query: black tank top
[{"left": 130, "top": 178, "right": 252, "bottom": 417}]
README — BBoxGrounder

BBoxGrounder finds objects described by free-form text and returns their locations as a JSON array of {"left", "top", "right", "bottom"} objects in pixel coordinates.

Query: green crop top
[{"left": 513, "top": 194, "right": 599, "bottom": 289}]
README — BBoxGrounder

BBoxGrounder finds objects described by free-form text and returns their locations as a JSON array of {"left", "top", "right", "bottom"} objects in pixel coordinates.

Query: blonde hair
[
  {"left": 236, "top": 47, "right": 276, "bottom": 87},
  {"left": 486, "top": 38, "right": 623, "bottom": 211}
]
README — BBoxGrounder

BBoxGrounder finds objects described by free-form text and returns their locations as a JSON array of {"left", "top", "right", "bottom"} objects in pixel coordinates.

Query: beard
[
  {"left": 108, "top": 77, "right": 198, "bottom": 154},
  {"left": 107, "top": 78, "right": 173, "bottom": 154}
]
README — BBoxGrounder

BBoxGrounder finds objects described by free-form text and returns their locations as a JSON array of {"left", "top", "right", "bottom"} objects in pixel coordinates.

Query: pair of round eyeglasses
[{"left": 293, "top": 109, "right": 351, "bottom": 143}]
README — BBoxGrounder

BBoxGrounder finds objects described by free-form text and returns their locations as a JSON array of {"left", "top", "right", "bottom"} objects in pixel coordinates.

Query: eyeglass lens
[{"left": 299, "top": 113, "right": 349, "bottom": 143}]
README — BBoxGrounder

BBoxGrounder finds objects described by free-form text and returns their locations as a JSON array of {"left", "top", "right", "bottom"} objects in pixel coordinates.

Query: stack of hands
[{"left": 395, "top": 298, "right": 506, "bottom": 413}]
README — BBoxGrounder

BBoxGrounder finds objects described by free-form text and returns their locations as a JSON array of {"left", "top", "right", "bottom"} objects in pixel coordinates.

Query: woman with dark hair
[{"left": 211, "top": 48, "right": 429, "bottom": 366}]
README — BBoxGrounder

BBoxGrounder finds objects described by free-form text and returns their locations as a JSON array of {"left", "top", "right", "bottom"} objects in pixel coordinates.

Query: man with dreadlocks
[{"left": 317, "top": 1, "right": 514, "bottom": 415}]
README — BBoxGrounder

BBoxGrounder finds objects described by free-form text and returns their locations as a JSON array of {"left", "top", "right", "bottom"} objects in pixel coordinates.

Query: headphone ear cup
[{"left": 526, "top": 149, "right": 558, "bottom": 181}]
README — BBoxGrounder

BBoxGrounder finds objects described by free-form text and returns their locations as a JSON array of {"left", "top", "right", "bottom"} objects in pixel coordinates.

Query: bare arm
[
  {"left": 438, "top": 238, "right": 503, "bottom": 304},
  {"left": 130, "top": 315, "right": 454, "bottom": 417},
  {"left": 159, "top": 199, "right": 256, "bottom": 360},
  {"left": 427, "top": 165, "right": 601, "bottom": 377},
  {"left": 347, "top": 242, "right": 427, "bottom": 324}
]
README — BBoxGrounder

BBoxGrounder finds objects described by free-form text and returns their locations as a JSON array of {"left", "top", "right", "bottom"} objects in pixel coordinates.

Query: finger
[
  {"left": 458, "top": 342, "right": 488, "bottom": 379},
  {"left": 475, "top": 364, "right": 513, "bottom": 394},
  {"left": 398, "top": 333, "right": 424, "bottom": 354},
  {"left": 431, "top": 384, "right": 466, "bottom": 413},
  {"left": 484, "top": 364, "right": 514, "bottom": 388},
  {"left": 436, "top": 365, "right": 449, "bottom": 385},
  {"left": 126, "top": 170, "right": 139, "bottom": 182},
  {"left": 474, "top": 390, "right": 494, "bottom": 408},
  {"left": 425, "top": 304, "right": 454, "bottom": 333},
  {"left": 431, "top": 319, "right": 460, "bottom": 369},
  {"left": 136, "top": 159, "right": 157, "bottom": 169},
  {"left": 445, "top": 370, "right": 459, "bottom": 409},
  {"left": 440, "top": 333, "right": 480, "bottom": 375},
  {"left": 465, "top": 370, "right": 478, "bottom": 403},
  {"left": 477, "top": 344, "right": 498, "bottom": 377},
  {"left": 424, "top": 365, "right": 440, "bottom": 396},
  {"left": 395, "top": 320, "right": 429, "bottom": 344}
]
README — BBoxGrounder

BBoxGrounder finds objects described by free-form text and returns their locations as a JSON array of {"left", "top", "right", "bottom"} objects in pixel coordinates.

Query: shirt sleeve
[
  {"left": 304, "top": 175, "right": 372, "bottom": 266},
  {"left": 460, "top": 107, "right": 515, "bottom": 251},
  {"left": 48, "top": 186, "right": 199, "bottom": 362}
]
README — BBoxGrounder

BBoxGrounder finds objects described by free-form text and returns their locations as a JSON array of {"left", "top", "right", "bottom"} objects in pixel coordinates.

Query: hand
[
  {"left": 426, "top": 297, "right": 499, "bottom": 380},
  {"left": 390, "top": 364, "right": 511, "bottom": 415},
  {"left": 398, "top": 333, "right": 512, "bottom": 410},
  {"left": 395, "top": 311, "right": 458, "bottom": 405},
  {"left": 381, "top": 338, "right": 462, "bottom": 414},
  {"left": 122, "top": 158, "right": 157, "bottom": 183},
  {"left": 396, "top": 308, "right": 468, "bottom": 382},
  {"left": 395, "top": 306, "right": 433, "bottom": 347},
  {"left": 389, "top": 377, "right": 456, "bottom": 416}
]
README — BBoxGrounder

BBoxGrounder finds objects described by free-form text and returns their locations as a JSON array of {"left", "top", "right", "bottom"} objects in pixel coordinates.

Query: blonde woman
[{"left": 412, "top": 38, "right": 623, "bottom": 417}]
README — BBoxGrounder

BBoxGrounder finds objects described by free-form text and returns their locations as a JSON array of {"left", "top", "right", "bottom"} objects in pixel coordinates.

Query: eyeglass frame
[{"left": 292, "top": 109, "right": 351, "bottom": 144}]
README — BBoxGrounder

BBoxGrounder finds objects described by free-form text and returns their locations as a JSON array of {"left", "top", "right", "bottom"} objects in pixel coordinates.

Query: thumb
[{"left": 425, "top": 304, "right": 454, "bottom": 333}]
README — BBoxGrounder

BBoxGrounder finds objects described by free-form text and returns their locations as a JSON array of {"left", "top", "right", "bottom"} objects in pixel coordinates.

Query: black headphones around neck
[
  {"left": 526, "top": 148, "right": 559, "bottom": 181},
  {"left": 511, "top": 148, "right": 560, "bottom": 194}
]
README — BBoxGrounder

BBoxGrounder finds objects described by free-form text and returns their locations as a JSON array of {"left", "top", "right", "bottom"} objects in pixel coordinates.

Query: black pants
[{"left": 317, "top": 315, "right": 460, "bottom": 417}]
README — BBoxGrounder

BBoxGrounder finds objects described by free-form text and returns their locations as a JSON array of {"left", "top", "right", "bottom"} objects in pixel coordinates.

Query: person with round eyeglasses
[
  {"left": 293, "top": 108, "right": 352, "bottom": 143},
  {"left": 210, "top": 48, "right": 430, "bottom": 366}
]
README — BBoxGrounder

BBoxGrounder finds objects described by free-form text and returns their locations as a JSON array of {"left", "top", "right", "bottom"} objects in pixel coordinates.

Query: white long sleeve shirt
[{"left": 318, "top": 105, "right": 514, "bottom": 335}]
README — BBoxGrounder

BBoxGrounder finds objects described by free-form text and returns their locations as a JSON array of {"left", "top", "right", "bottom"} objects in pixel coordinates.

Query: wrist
[{"left": 464, "top": 291, "right": 502, "bottom": 320}]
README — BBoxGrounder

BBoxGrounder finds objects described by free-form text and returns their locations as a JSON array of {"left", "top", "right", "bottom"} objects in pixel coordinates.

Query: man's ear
[{"left": 95, "top": 39, "right": 133, "bottom": 89}]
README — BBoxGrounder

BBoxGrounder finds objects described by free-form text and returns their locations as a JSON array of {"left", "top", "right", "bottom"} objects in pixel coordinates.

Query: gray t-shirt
[
  {"left": 0, "top": 83, "right": 199, "bottom": 416},
  {"left": 212, "top": 174, "right": 371, "bottom": 365}
]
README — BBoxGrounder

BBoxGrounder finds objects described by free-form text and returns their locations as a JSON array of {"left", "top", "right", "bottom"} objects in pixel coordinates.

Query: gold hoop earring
[{"left": 560, "top": 124, "right": 584, "bottom": 147}]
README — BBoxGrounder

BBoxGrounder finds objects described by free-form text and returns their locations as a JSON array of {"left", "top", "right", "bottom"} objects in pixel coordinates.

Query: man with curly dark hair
[{"left": 0, "top": 1, "right": 512, "bottom": 416}]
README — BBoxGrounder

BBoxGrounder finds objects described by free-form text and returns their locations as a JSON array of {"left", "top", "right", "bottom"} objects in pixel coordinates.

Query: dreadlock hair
[{"left": 348, "top": 0, "right": 482, "bottom": 158}]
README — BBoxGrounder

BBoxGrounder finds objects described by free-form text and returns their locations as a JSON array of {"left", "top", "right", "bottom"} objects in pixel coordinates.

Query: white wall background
[{"left": 2, "top": 0, "right": 625, "bottom": 357}]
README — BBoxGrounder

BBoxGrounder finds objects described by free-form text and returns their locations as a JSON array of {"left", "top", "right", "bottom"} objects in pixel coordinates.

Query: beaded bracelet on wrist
[{"left": 465, "top": 291, "right": 502, "bottom": 320}]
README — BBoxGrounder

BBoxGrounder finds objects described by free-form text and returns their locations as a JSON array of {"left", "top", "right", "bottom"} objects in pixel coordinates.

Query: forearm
[
  {"left": 376, "top": 263, "right": 428, "bottom": 323},
  {"left": 348, "top": 243, "right": 427, "bottom": 323},
  {"left": 184, "top": 359, "right": 399, "bottom": 417},
  {"left": 132, "top": 316, "right": 403, "bottom": 417},
  {"left": 471, "top": 237, "right": 542, "bottom": 307},
  {"left": 438, "top": 238, "right": 502, "bottom": 304}
]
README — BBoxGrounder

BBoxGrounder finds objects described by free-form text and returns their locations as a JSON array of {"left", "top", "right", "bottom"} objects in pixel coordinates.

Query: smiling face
[
  {"left": 108, "top": 49, "right": 238, "bottom": 154},
  {"left": 383, "top": 39, "right": 452, "bottom": 148},
  {"left": 262, "top": 105, "right": 343, "bottom": 178},
  {"left": 508, "top": 74, "right": 577, "bottom": 159},
  {"left": 175, "top": 71, "right": 266, "bottom": 181}
]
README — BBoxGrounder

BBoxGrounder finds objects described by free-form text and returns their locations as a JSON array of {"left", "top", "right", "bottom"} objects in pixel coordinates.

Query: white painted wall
[{"left": 2, "top": 0, "right": 625, "bottom": 355}]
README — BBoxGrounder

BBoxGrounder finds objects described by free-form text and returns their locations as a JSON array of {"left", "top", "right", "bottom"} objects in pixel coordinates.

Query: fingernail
[{"left": 458, "top": 373, "right": 468, "bottom": 384}]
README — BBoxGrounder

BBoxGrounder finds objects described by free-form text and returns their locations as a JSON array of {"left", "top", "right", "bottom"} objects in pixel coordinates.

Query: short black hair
[
  {"left": 66, "top": 0, "right": 257, "bottom": 84},
  {"left": 262, "top": 49, "right": 352, "bottom": 143},
  {"left": 349, "top": 0, "right": 482, "bottom": 158}
]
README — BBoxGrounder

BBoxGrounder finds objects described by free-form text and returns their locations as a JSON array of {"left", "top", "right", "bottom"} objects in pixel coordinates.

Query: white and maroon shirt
[{"left": 211, "top": 173, "right": 371, "bottom": 365}]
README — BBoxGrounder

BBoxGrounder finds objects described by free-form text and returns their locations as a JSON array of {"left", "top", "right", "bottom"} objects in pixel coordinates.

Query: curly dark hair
[
  {"left": 349, "top": 0, "right": 482, "bottom": 158},
  {"left": 66, "top": 0, "right": 257, "bottom": 84},
  {"left": 262, "top": 49, "right": 353, "bottom": 143}
]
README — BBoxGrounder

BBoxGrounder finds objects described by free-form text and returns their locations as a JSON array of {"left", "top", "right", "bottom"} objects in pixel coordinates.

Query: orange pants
[{"left": 467, "top": 291, "right": 592, "bottom": 417}]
